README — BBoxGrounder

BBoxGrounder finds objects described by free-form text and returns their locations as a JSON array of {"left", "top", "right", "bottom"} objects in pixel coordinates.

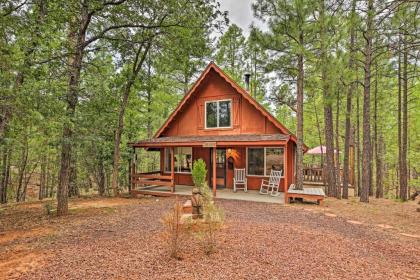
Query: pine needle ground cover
[{"left": 0, "top": 197, "right": 419, "bottom": 279}]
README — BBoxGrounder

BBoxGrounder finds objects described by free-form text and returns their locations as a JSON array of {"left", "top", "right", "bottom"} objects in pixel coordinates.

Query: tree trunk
[
  {"left": 376, "top": 134, "right": 384, "bottom": 198},
  {"left": 68, "top": 156, "right": 79, "bottom": 197},
  {"left": 39, "top": 153, "right": 47, "bottom": 200},
  {"left": 57, "top": 4, "right": 90, "bottom": 216},
  {"left": 397, "top": 35, "right": 402, "bottom": 200},
  {"left": 360, "top": 0, "right": 374, "bottom": 203},
  {"left": 324, "top": 111, "right": 336, "bottom": 197},
  {"left": 45, "top": 154, "right": 50, "bottom": 198},
  {"left": 313, "top": 98, "right": 324, "bottom": 168},
  {"left": 335, "top": 89, "right": 341, "bottom": 199},
  {"left": 146, "top": 54, "right": 153, "bottom": 139},
  {"left": 111, "top": 79, "right": 134, "bottom": 196},
  {"left": 372, "top": 63, "right": 378, "bottom": 197},
  {"left": 22, "top": 162, "right": 38, "bottom": 202},
  {"left": 111, "top": 41, "right": 152, "bottom": 196},
  {"left": 16, "top": 134, "right": 29, "bottom": 202},
  {"left": 294, "top": 33, "right": 304, "bottom": 191},
  {"left": 0, "top": 147, "right": 10, "bottom": 204},
  {"left": 356, "top": 77, "right": 361, "bottom": 197},
  {"left": 342, "top": 0, "right": 357, "bottom": 199},
  {"left": 399, "top": 41, "right": 408, "bottom": 201},
  {"left": 97, "top": 158, "right": 106, "bottom": 196},
  {"left": 320, "top": 0, "right": 336, "bottom": 197}
]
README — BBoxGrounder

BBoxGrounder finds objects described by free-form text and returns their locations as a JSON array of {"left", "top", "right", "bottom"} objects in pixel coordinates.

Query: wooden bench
[{"left": 286, "top": 187, "right": 325, "bottom": 205}]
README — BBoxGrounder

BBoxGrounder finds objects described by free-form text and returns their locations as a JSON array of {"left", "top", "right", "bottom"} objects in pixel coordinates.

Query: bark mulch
[{"left": 3, "top": 197, "right": 419, "bottom": 280}]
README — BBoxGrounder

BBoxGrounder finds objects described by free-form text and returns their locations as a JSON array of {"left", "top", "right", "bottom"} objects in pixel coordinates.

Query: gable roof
[{"left": 154, "top": 61, "right": 302, "bottom": 147}]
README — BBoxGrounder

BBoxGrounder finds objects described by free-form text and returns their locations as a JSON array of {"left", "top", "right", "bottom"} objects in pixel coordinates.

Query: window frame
[
  {"left": 163, "top": 147, "right": 193, "bottom": 174},
  {"left": 204, "top": 99, "right": 232, "bottom": 129},
  {"left": 246, "top": 147, "right": 285, "bottom": 177}
]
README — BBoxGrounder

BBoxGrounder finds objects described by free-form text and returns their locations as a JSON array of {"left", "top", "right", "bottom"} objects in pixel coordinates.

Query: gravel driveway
[{"left": 15, "top": 197, "right": 420, "bottom": 280}]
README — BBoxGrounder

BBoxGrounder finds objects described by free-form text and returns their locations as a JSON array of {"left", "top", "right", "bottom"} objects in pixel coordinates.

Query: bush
[
  {"left": 199, "top": 199, "right": 224, "bottom": 255},
  {"left": 199, "top": 182, "right": 212, "bottom": 205},
  {"left": 44, "top": 201, "right": 54, "bottom": 220},
  {"left": 162, "top": 159, "right": 225, "bottom": 257},
  {"left": 161, "top": 198, "right": 190, "bottom": 259},
  {"left": 194, "top": 182, "right": 224, "bottom": 255},
  {"left": 192, "top": 159, "right": 207, "bottom": 189}
]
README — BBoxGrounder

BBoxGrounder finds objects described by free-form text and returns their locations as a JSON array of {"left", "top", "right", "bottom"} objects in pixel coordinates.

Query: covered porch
[{"left": 128, "top": 134, "right": 294, "bottom": 204}]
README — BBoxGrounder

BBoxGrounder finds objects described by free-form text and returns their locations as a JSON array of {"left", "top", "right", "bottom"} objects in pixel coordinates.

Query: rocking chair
[{"left": 259, "top": 170, "right": 282, "bottom": 196}]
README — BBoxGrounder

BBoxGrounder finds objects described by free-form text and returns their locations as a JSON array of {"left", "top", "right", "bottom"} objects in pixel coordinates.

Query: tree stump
[{"left": 191, "top": 188, "right": 203, "bottom": 219}]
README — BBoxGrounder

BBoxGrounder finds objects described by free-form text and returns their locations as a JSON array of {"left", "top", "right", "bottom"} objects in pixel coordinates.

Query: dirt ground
[{"left": 0, "top": 196, "right": 419, "bottom": 280}]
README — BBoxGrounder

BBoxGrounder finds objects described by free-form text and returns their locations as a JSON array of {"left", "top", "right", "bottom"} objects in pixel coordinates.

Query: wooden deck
[{"left": 131, "top": 185, "right": 286, "bottom": 204}]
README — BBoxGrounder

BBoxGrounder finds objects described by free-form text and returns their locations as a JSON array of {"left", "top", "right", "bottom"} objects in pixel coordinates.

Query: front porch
[
  {"left": 128, "top": 134, "right": 295, "bottom": 203},
  {"left": 131, "top": 184, "right": 285, "bottom": 204}
]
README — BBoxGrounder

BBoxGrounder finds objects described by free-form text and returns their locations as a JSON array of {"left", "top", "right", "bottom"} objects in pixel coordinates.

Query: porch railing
[
  {"left": 303, "top": 167, "right": 350, "bottom": 186},
  {"left": 131, "top": 171, "right": 174, "bottom": 191},
  {"left": 303, "top": 167, "right": 324, "bottom": 183}
]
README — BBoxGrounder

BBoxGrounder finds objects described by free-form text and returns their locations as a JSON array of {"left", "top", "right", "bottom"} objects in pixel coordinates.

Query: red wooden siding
[
  {"left": 162, "top": 69, "right": 280, "bottom": 137},
  {"left": 160, "top": 145, "right": 289, "bottom": 191}
]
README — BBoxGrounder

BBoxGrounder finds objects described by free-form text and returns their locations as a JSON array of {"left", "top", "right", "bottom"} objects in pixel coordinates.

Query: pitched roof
[
  {"left": 153, "top": 61, "right": 301, "bottom": 146},
  {"left": 130, "top": 134, "right": 290, "bottom": 147}
]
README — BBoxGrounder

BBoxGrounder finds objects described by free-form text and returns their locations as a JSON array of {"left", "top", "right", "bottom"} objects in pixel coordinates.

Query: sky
[{"left": 219, "top": 0, "right": 266, "bottom": 35}]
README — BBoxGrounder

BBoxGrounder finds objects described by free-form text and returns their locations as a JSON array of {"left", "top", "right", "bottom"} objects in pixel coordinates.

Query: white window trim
[
  {"left": 246, "top": 147, "right": 285, "bottom": 177},
  {"left": 204, "top": 99, "right": 232, "bottom": 129},
  {"left": 164, "top": 147, "right": 193, "bottom": 174}
]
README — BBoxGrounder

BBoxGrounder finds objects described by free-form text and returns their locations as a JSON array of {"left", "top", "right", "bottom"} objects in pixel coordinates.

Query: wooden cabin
[{"left": 129, "top": 62, "right": 304, "bottom": 203}]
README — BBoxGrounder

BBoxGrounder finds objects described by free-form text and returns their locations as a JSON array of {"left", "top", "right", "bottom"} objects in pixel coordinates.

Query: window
[
  {"left": 265, "top": 148, "right": 284, "bottom": 175},
  {"left": 247, "top": 147, "right": 284, "bottom": 176},
  {"left": 164, "top": 147, "right": 193, "bottom": 173},
  {"left": 205, "top": 100, "right": 231, "bottom": 128},
  {"left": 247, "top": 148, "right": 264, "bottom": 176}
]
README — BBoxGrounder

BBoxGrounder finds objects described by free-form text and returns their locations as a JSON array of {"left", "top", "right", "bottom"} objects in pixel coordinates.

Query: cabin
[{"left": 129, "top": 62, "right": 305, "bottom": 203}]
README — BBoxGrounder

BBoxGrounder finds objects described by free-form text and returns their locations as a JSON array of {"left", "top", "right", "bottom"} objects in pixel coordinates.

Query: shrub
[
  {"left": 161, "top": 198, "right": 190, "bottom": 259},
  {"left": 198, "top": 199, "right": 224, "bottom": 255},
  {"left": 192, "top": 159, "right": 207, "bottom": 189},
  {"left": 44, "top": 201, "right": 54, "bottom": 221},
  {"left": 194, "top": 182, "right": 224, "bottom": 255},
  {"left": 199, "top": 182, "right": 212, "bottom": 205}
]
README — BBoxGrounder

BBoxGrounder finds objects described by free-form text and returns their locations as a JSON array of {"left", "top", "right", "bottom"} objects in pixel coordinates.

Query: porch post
[
  {"left": 284, "top": 143, "right": 289, "bottom": 204},
  {"left": 212, "top": 147, "right": 217, "bottom": 197},
  {"left": 170, "top": 147, "right": 175, "bottom": 192},
  {"left": 133, "top": 148, "right": 138, "bottom": 186},
  {"left": 130, "top": 147, "right": 137, "bottom": 197}
]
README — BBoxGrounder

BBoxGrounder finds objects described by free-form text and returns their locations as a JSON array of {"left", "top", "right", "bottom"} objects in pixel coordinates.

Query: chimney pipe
[{"left": 244, "top": 73, "right": 251, "bottom": 92}]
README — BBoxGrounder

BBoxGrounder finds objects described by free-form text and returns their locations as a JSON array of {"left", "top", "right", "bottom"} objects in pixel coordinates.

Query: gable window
[
  {"left": 247, "top": 147, "right": 284, "bottom": 176},
  {"left": 205, "top": 100, "right": 231, "bottom": 128},
  {"left": 164, "top": 147, "right": 193, "bottom": 173}
]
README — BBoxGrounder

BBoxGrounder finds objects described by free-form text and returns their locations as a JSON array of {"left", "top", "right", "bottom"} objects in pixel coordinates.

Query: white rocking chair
[
  {"left": 259, "top": 170, "right": 283, "bottom": 196},
  {"left": 233, "top": 168, "right": 247, "bottom": 192}
]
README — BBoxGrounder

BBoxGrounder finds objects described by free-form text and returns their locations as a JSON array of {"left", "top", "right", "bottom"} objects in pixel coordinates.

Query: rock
[{"left": 183, "top": 200, "right": 192, "bottom": 214}]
